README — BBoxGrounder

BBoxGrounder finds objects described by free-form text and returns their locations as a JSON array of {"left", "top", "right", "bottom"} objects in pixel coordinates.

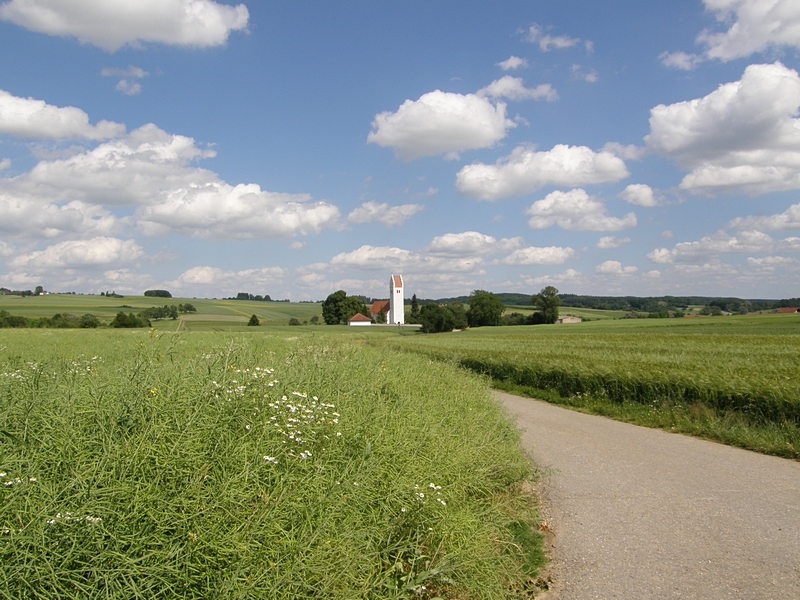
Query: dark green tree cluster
[
  {"left": 178, "top": 303, "right": 197, "bottom": 313},
  {"left": 144, "top": 289, "right": 172, "bottom": 298},
  {"left": 101, "top": 291, "right": 124, "bottom": 298},
  {"left": 247, "top": 314, "right": 260, "bottom": 326},
  {"left": 467, "top": 290, "right": 504, "bottom": 327},
  {"left": 531, "top": 286, "right": 560, "bottom": 324},
  {"left": 0, "top": 311, "right": 99, "bottom": 328},
  {"left": 233, "top": 293, "right": 272, "bottom": 301},
  {"left": 138, "top": 305, "right": 179, "bottom": 321},
  {"left": 110, "top": 312, "right": 151, "bottom": 328},
  {"left": 419, "top": 301, "right": 469, "bottom": 333},
  {"left": 321, "top": 290, "right": 369, "bottom": 324}
]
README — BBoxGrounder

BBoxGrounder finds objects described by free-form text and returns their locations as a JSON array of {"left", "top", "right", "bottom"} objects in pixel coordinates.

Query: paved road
[{"left": 493, "top": 391, "right": 800, "bottom": 600}]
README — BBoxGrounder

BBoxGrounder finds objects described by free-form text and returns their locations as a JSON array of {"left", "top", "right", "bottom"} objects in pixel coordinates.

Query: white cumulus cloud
[
  {"left": 659, "top": 51, "right": 703, "bottom": 70},
  {"left": 497, "top": 56, "right": 528, "bottom": 71},
  {"left": 9, "top": 237, "right": 143, "bottom": 270},
  {"left": 728, "top": 202, "right": 800, "bottom": 231},
  {"left": 619, "top": 184, "right": 658, "bottom": 207},
  {"left": 647, "top": 230, "right": 776, "bottom": 263},
  {"left": 595, "top": 260, "right": 638, "bottom": 274},
  {"left": 427, "top": 231, "right": 523, "bottom": 256},
  {"left": 0, "top": 0, "right": 249, "bottom": 52},
  {"left": 0, "top": 89, "right": 124, "bottom": 140},
  {"left": 502, "top": 246, "right": 575, "bottom": 265},
  {"left": 168, "top": 265, "right": 287, "bottom": 291},
  {"left": 526, "top": 23, "right": 582, "bottom": 51},
  {"left": 645, "top": 62, "right": 800, "bottom": 195},
  {"left": 596, "top": 236, "right": 631, "bottom": 249},
  {"left": 347, "top": 201, "right": 424, "bottom": 227},
  {"left": 367, "top": 90, "right": 514, "bottom": 161},
  {"left": 477, "top": 76, "right": 558, "bottom": 102},
  {"left": 456, "top": 144, "right": 629, "bottom": 201},
  {"left": 525, "top": 189, "right": 637, "bottom": 232}
]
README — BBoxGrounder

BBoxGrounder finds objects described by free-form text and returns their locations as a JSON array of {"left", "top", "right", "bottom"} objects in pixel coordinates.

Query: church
[{"left": 368, "top": 274, "right": 405, "bottom": 325}]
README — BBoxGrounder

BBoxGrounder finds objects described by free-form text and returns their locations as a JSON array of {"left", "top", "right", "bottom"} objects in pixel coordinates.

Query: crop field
[
  {"left": 0, "top": 329, "right": 544, "bottom": 599},
  {"left": 504, "top": 305, "right": 626, "bottom": 321},
  {"left": 0, "top": 294, "right": 324, "bottom": 330},
  {"left": 386, "top": 314, "right": 800, "bottom": 458}
]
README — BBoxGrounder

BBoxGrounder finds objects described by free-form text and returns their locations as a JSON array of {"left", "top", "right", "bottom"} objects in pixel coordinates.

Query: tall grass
[
  {"left": 0, "top": 330, "right": 543, "bottom": 598},
  {"left": 386, "top": 316, "right": 800, "bottom": 458}
]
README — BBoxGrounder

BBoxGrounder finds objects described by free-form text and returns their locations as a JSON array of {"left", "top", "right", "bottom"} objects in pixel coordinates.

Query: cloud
[
  {"left": 645, "top": 62, "right": 800, "bottom": 195},
  {"left": 0, "top": 241, "right": 14, "bottom": 257},
  {"left": 0, "top": 0, "right": 249, "bottom": 52},
  {"left": 0, "top": 198, "right": 122, "bottom": 239},
  {"left": 501, "top": 246, "right": 576, "bottom": 265},
  {"left": 101, "top": 66, "right": 148, "bottom": 78},
  {"left": 728, "top": 202, "right": 800, "bottom": 231},
  {"left": 619, "top": 184, "right": 658, "bottom": 207},
  {"left": 526, "top": 23, "right": 581, "bottom": 51},
  {"left": 347, "top": 201, "right": 424, "bottom": 227},
  {"left": 1, "top": 123, "right": 341, "bottom": 241},
  {"left": 427, "top": 231, "right": 523, "bottom": 256},
  {"left": 168, "top": 265, "right": 287, "bottom": 291},
  {"left": 102, "top": 65, "right": 149, "bottom": 95},
  {"left": 525, "top": 189, "right": 637, "bottom": 231},
  {"left": 647, "top": 230, "right": 776, "bottom": 263},
  {"left": 0, "top": 158, "right": 9, "bottom": 171},
  {"left": 601, "top": 142, "right": 646, "bottom": 161},
  {"left": 497, "top": 56, "right": 528, "bottom": 71},
  {"left": 595, "top": 260, "right": 638, "bottom": 274},
  {"left": 746, "top": 255, "right": 800, "bottom": 269},
  {"left": 8, "top": 237, "right": 143, "bottom": 270},
  {"left": 571, "top": 64, "right": 598, "bottom": 82},
  {"left": 659, "top": 51, "right": 703, "bottom": 70},
  {"left": 477, "top": 76, "right": 558, "bottom": 102},
  {"left": 367, "top": 90, "right": 514, "bottom": 160},
  {"left": 330, "top": 245, "right": 484, "bottom": 273},
  {"left": 115, "top": 80, "right": 142, "bottom": 96},
  {"left": 698, "top": 0, "right": 800, "bottom": 62},
  {"left": 522, "top": 268, "right": 583, "bottom": 287},
  {"left": 596, "top": 236, "right": 631, "bottom": 249},
  {"left": 0, "top": 89, "right": 124, "bottom": 140},
  {"left": 456, "top": 144, "right": 630, "bottom": 201}
]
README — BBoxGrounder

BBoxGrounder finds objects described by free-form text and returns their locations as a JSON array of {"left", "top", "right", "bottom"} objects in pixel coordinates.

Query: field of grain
[
  {"left": 0, "top": 329, "right": 544, "bottom": 598},
  {"left": 386, "top": 314, "right": 800, "bottom": 458}
]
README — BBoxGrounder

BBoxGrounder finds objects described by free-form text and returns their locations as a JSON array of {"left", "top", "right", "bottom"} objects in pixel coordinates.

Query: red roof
[
  {"left": 370, "top": 300, "right": 390, "bottom": 314},
  {"left": 392, "top": 275, "right": 402, "bottom": 288},
  {"left": 776, "top": 307, "right": 798, "bottom": 314},
  {"left": 348, "top": 313, "right": 372, "bottom": 322}
]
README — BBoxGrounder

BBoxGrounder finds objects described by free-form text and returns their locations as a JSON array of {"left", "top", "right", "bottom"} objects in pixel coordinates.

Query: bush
[
  {"left": 110, "top": 312, "right": 151, "bottom": 328},
  {"left": 248, "top": 314, "right": 260, "bottom": 326},
  {"left": 288, "top": 318, "right": 301, "bottom": 326}
]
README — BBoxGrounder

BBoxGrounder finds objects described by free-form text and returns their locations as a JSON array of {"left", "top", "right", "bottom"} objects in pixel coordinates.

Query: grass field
[
  {"left": 0, "top": 293, "right": 324, "bottom": 331},
  {"left": 386, "top": 314, "right": 800, "bottom": 459},
  {"left": 0, "top": 329, "right": 544, "bottom": 599},
  {"left": 504, "top": 305, "right": 626, "bottom": 320}
]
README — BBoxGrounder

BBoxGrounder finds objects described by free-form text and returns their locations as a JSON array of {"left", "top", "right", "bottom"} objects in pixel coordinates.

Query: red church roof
[
  {"left": 348, "top": 313, "right": 372, "bottom": 322},
  {"left": 370, "top": 300, "right": 390, "bottom": 314},
  {"left": 392, "top": 275, "right": 402, "bottom": 288}
]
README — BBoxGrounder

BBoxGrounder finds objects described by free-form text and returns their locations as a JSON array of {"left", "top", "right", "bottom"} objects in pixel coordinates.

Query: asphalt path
[{"left": 493, "top": 391, "right": 800, "bottom": 600}]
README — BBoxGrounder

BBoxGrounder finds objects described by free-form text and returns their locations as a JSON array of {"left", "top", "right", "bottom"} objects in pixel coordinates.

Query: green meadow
[
  {"left": 387, "top": 314, "right": 800, "bottom": 459},
  {"left": 0, "top": 328, "right": 544, "bottom": 599}
]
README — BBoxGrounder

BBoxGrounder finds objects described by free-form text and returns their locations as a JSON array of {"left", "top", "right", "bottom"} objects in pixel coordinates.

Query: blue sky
[{"left": 1, "top": 0, "right": 799, "bottom": 300}]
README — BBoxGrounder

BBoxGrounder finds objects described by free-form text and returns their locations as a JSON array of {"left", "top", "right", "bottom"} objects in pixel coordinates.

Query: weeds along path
[{"left": 494, "top": 391, "right": 800, "bottom": 600}]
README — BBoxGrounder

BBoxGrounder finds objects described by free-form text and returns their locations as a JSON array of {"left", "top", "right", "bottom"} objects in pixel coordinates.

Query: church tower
[{"left": 389, "top": 274, "right": 404, "bottom": 325}]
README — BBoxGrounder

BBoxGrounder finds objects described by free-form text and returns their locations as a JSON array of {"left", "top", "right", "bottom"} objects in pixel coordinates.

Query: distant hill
[{"left": 410, "top": 292, "right": 798, "bottom": 313}]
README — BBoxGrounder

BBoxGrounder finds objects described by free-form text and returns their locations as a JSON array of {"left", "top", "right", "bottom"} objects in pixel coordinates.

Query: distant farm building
[
  {"left": 370, "top": 300, "right": 390, "bottom": 321},
  {"left": 347, "top": 313, "right": 372, "bottom": 327},
  {"left": 557, "top": 316, "right": 582, "bottom": 324},
  {"left": 389, "top": 274, "right": 404, "bottom": 325},
  {"left": 775, "top": 307, "right": 798, "bottom": 314}
]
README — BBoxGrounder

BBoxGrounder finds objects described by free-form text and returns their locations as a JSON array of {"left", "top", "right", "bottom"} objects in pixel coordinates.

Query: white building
[{"left": 389, "top": 274, "right": 404, "bottom": 325}]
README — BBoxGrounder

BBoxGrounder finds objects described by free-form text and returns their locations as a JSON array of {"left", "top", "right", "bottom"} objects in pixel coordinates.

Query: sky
[{"left": 1, "top": 0, "right": 800, "bottom": 301}]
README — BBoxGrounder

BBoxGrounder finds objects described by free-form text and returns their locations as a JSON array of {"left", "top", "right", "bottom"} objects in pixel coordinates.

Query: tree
[
  {"left": 375, "top": 308, "right": 386, "bottom": 324},
  {"left": 531, "top": 286, "right": 560, "bottom": 324},
  {"left": 419, "top": 304, "right": 455, "bottom": 333},
  {"left": 247, "top": 314, "right": 260, "bottom": 326},
  {"left": 340, "top": 296, "right": 369, "bottom": 322},
  {"left": 310, "top": 315, "right": 319, "bottom": 325},
  {"left": 144, "top": 289, "right": 172, "bottom": 298},
  {"left": 110, "top": 312, "right": 150, "bottom": 328},
  {"left": 467, "top": 290, "right": 504, "bottom": 327},
  {"left": 322, "top": 290, "right": 347, "bottom": 324},
  {"left": 288, "top": 317, "right": 301, "bottom": 326},
  {"left": 448, "top": 302, "right": 468, "bottom": 329},
  {"left": 34, "top": 285, "right": 44, "bottom": 295},
  {"left": 410, "top": 294, "right": 420, "bottom": 323},
  {"left": 79, "top": 314, "right": 100, "bottom": 328}
]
